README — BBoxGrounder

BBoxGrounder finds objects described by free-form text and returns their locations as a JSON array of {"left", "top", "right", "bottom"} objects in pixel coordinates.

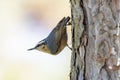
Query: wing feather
[{"left": 46, "top": 16, "right": 70, "bottom": 54}]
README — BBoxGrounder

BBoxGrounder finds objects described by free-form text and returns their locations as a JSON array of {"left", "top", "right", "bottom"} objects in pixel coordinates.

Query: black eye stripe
[
  {"left": 35, "top": 42, "right": 45, "bottom": 48},
  {"left": 34, "top": 39, "right": 46, "bottom": 48},
  {"left": 38, "top": 40, "right": 46, "bottom": 45}
]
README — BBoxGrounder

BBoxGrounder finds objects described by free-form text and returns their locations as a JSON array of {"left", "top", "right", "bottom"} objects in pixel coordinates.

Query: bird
[{"left": 28, "top": 16, "right": 71, "bottom": 55}]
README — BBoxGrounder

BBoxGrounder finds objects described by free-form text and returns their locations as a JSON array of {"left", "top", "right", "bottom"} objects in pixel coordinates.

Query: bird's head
[{"left": 28, "top": 39, "right": 51, "bottom": 53}]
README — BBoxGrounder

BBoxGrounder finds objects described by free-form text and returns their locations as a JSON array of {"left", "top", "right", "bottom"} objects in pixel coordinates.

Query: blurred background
[{"left": 0, "top": 0, "right": 71, "bottom": 80}]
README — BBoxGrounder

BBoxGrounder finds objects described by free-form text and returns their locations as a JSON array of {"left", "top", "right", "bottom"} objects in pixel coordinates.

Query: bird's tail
[
  {"left": 58, "top": 16, "right": 70, "bottom": 26},
  {"left": 64, "top": 16, "right": 70, "bottom": 25}
]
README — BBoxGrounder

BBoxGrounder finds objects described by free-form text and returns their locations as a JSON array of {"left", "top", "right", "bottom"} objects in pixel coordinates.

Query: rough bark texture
[{"left": 70, "top": 0, "right": 120, "bottom": 80}]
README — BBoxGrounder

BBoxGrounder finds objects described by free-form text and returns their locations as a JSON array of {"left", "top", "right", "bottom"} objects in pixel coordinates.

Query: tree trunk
[{"left": 70, "top": 0, "right": 120, "bottom": 80}]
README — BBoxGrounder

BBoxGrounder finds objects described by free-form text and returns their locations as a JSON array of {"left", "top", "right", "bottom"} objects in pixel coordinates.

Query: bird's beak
[{"left": 27, "top": 48, "right": 35, "bottom": 51}]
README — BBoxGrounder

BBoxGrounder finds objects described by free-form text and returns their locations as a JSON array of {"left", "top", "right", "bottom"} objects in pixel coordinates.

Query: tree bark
[{"left": 70, "top": 0, "right": 120, "bottom": 80}]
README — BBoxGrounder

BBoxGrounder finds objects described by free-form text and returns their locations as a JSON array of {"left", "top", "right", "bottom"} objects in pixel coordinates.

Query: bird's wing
[{"left": 46, "top": 16, "right": 70, "bottom": 54}]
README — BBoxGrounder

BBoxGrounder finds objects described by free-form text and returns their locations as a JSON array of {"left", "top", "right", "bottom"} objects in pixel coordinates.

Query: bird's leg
[
  {"left": 66, "top": 20, "right": 72, "bottom": 50},
  {"left": 67, "top": 44, "right": 72, "bottom": 50}
]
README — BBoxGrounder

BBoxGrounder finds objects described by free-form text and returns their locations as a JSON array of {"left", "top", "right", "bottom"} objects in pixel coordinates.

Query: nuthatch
[{"left": 28, "top": 16, "right": 70, "bottom": 55}]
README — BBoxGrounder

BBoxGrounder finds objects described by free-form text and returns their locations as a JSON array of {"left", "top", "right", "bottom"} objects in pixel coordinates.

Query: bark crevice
[{"left": 70, "top": 0, "right": 120, "bottom": 80}]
